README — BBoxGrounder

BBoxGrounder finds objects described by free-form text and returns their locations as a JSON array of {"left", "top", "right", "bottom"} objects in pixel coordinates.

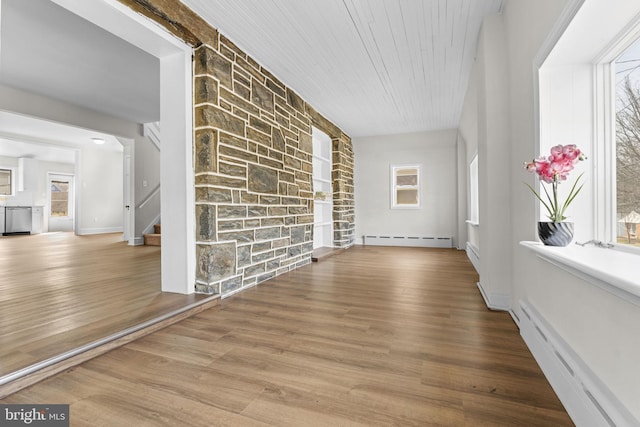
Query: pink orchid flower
[{"left": 524, "top": 144, "right": 586, "bottom": 222}]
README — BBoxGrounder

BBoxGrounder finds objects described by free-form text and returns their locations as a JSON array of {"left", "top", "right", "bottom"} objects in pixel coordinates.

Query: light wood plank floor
[
  {"left": 2, "top": 246, "right": 573, "bottom": 426},
  {"left": 0, "top": 232, "right": 208, "bottom": 379}
]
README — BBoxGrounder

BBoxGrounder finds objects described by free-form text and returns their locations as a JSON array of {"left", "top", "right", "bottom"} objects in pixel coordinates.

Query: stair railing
[{"left": 143, "top": 122, "right": 161, "bottom": 151}]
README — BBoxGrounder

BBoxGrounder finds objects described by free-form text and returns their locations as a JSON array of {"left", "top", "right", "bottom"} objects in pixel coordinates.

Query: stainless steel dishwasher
[{"left": 4, "top": 206, "right": 32, "bottom": 235}]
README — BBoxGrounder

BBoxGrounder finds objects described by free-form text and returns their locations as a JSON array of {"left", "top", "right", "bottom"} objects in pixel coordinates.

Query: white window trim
[
  {"left": 526, "top": 0, "right": 640, "bottom": 304},
  {"left": 594, "top": 18, "right": 640, "bottom": 246},
  {"left": 521, "top": 241, "right": 640, "bottom": 308},
  {"left": 0, "top": 167, "right": 16, "bottom": 197},
  {"left": 468, "top": 154, "right": 479, "bottom": 225},
  {"left": 534, "top": 0, "right": 640, "bottom": 246},
  {"left": 593, "top": 59, "right": 617, "bottom": 243},
  {"left": 390, "top": 164, "right": 421, "bottom": 209}
]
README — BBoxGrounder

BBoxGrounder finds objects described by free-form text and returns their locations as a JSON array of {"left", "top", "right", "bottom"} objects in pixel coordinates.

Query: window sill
[
  {"left": 520, "top": 241, "right": 640, "bottom": 306},
  {"left": 390, "top": 206, "right": 421, "bottom": 210}
]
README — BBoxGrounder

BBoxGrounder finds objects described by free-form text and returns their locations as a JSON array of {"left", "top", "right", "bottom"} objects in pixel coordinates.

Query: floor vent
[
  {"left": 519, "top": 301, "right": 636, "bottom": 427},
  {"left": 363, "top": 235, "right": 452, "bottom": 248}
]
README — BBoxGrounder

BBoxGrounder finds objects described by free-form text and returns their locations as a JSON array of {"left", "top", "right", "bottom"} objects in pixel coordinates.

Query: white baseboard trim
[
  {"left": 128, "top": 237, "right": 144, "bottom": 246},
  {"left": 465, "top": 242, "right": 480, "bottom": 273},
  {"left": 476, "top": 282, "right": 510, "bottom": 311},
  {"left": 520, "top": 300, "right": 637, "bottom": 427},
  {"left": 363, "top": 235, "right": 452, "bottom": 248},
  {"left": 508, "top": 309, "right": 520, "bottom": 327},
  {"left": 77, "top": 227, "right": 123, "bottom": 235}
]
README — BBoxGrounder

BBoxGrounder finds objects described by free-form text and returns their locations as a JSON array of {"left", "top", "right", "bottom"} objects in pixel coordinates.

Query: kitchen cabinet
[
  {"left": 18, "top": 158, "right": 38, "bottom": 192},
  {"left": 0, "top": 206, "right": 42, "bottom": 235},
  {"left": 32, "top": 206, "right": 43, "bottom": 234}
]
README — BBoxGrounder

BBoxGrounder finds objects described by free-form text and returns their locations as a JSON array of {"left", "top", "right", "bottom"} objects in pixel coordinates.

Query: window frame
[
  {"left": 0, "top": 168, "right": 16, "bottom": 197},
  {"left": 595, "top": 22, "right": 640, "bottom": 250},
  {"left": 534, "top": 0, "right": 640, "bottom": 257},
  {"left": 390, "top": 164, "right": 421, "bottom": 209},
  {"left": 50, "top": 179, "right": 71, "bottom": 217},
  {"left": 468, "top": 154, "right": 479, "bottom": 225}
]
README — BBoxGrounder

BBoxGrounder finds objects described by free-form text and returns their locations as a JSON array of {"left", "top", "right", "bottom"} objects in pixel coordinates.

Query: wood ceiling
[{"left": 182, "top": 0, "right": 504, "bottom": 137}]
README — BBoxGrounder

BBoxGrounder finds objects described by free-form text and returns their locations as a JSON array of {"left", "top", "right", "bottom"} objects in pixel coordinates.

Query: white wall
[
  {"left": 458, "top": 59, "right": 479, "bottom": 157},
  {"left": 77, "top": 147, "right": 123, "bottom": 234},
  {"left": 475, "top": 13, "right": 512, "bottom": 309},
  {"left": 134, "top": 129, "right": 160, "bottom": 235},
  {"left": 455, "top": 134, "right": 468, "bottom": 250},
  {"left": 353, "top": 129, "right": 458, "bottom": 245},
  {"left": 458, "top": 0, "right": 640, "bottom": 420},
  {"left": 459, "top": 58, "right": 480, "bottom": 255}
]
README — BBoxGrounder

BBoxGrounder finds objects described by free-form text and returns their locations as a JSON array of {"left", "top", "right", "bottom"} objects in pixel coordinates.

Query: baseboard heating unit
[
  {"left": 466, "top": 242, "right": 480, "bottom": 273},
  {"left": 519, "top": 301, "right": 636, "bottom": 427},
  {"left": 363, "top": 235, "right": 452, "bottom": 248}
]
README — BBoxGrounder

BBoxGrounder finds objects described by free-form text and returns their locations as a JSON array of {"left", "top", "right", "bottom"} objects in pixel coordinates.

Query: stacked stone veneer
[
  {"left": 192, "top": 37, "right": 355, "bottom": 296},
  {"left": 116, "top": 0, "right": 354, "bottom": 296},
  {"left": 332, "top": 134, "right": 355, "bottom": 247}
]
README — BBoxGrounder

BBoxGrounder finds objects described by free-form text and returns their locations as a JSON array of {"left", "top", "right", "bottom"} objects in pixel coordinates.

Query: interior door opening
[
  {"left": 49, "top": 0, "right": 194, "bottom": 293},
  {"left": 48, "top": 173, "right": 74, "bottom": 232}
]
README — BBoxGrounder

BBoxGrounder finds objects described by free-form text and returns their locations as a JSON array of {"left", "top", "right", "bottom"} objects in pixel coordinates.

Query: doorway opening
[
  {"left": 48, "top": 173, "right": 74, "bottom": 232},
  {"left": 0, "top": 0, "right": 199, "bottom": 392},
  {"left": 50, "top": 0, "right": 195, "bottom": 294}
]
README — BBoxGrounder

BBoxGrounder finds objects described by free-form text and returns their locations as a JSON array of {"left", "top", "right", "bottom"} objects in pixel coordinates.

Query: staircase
[
  {"left": 143, "top": 224, "right": 161, "bottom": 246},
  {"left": 140, "top": 122, "right": 161, "bottom": 247}
]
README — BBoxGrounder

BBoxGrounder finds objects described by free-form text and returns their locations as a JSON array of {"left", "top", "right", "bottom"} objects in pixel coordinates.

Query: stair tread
[{"left": 143, "top": 233, "right": 161, "bottom": 246}]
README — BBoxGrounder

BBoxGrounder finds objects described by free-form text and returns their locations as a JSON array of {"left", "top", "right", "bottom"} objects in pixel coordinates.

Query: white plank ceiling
[{"left": 182, "top": 0, "right": 503, "bottom": 137}]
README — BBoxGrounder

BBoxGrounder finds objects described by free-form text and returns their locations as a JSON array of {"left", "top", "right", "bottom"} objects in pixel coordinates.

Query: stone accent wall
[
  {"left": 193, "top": 39, "right": 313, "bottom": 296},
  {"left": 118, "top": 0, "right": 355, "bottom": 295},
  {"left": 332, "top": 134, "right": 355, "bottom": 247}
]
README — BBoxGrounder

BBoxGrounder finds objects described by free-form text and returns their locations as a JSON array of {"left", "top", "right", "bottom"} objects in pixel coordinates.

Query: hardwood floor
[
  {"left": 0, "top": 232, "right": 211, "bottom": 381},
  {"left": 1, "top": 246, "right": 573, "bottom": 426},
  {"left": 311, "top": 246, "right": 344, "bottom": 262}
]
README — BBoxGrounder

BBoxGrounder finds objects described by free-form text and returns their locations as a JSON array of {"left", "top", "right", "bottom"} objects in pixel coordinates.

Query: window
[
  {"left": 391, "top": 164, "right": 420, "bottom": 208},
  {"left": 615, "top": 37, "right": 640, "bottom": 247},
  {"left": 537, "top": 0, "right": 640, "bottom": 249},
  {"left": 469, "top": 154, "right": 479, "bottom": 224},
  {"left": 50, "top": 180, "right": 70, "bottom": 217},
  {"left": 0, "top": 169, "right": 13, "bottom": 196}
]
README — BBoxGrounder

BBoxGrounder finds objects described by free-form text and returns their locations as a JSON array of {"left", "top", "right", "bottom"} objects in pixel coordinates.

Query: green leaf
[
  {"left": 559, "top": 173, "right": 584, "bottom": 219},
  {"left": 540, "top": 182, "right": 558, "bottom": 221},
  {"left": 525, "top": 182, "right": 554, "bottom": 220}
]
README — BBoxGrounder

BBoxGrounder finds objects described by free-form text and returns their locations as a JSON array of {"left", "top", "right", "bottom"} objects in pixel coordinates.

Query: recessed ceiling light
[{"left": 92, "top": 138, "right": 105, "bottom": 145}]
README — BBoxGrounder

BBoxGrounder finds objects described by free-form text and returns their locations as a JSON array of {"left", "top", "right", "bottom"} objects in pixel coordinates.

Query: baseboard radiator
[
  {"left": 520, "top": 301, "right": 636, "bottom": 427},
  {"left": 363, "top": 235, "right": 452, "bottom": 248},
  {"left": 466, "top": 242, "right": 480, "bottom": 273}
]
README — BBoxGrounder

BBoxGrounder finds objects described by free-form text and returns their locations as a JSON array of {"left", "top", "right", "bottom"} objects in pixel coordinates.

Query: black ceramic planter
[{"left": 538, "top": 222, "right": 574, "bottom": 247}]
